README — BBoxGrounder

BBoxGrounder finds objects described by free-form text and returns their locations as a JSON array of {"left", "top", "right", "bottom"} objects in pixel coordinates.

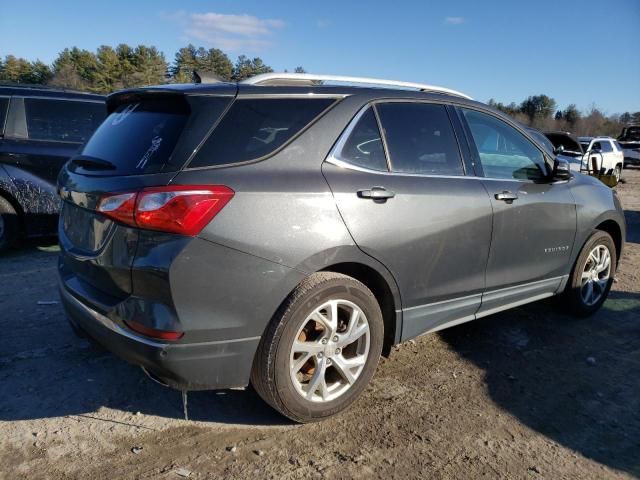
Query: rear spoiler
[
  {"left": 106, "top": 83, "right": 237, "bottom": 114},
  {"left": 106, "top": 88, "right": 189, "bottom": 113}
]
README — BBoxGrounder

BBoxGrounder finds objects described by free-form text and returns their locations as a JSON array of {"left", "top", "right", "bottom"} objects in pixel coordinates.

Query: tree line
[
  {"left": 1, "top": 44, "right": 638, "bottom": 137},
  {"left": 0, "top": 43, "right": 305, "bottom": 93},
  {"left": 488, "top": 95, "right": 640, "bottom": 137}
]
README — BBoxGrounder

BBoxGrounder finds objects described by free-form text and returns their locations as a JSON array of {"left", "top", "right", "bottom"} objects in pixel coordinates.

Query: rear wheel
[
  {"left": 614, "top": 165, "right": 622, "bottom": 183},
  {"left": 251, "top": 272, "right": 383, "bottom": 423},
  {"left": 0, "top": 196, "right": 19, "bottom": 253},
  {"left": 563, "top": 230, "right": 616, "bottom": 316}
]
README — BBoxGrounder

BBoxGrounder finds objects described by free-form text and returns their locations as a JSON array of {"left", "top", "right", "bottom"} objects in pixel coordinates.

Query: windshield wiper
[{"left": 70, "top": 156, "right": 116, "bottom": 170}]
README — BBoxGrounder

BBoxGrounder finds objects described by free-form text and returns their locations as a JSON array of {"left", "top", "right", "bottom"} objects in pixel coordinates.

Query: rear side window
[
  {"left": 189, "top": 98, "right": 335, "bottom": 168},
  {"left": 81, "top": 98, "right": 189, "bottom": 174},
  {"left": 333, "top": 108, "right": 388, "bottom": 171},
  {"left": 376, "top": 102, "right": 463, "bottom": 175},
  {"left": 0, "top": 97, "right": 8, "bottom": 134},
  {"left": 600, "top": 141, "right": 613, "bottom": 153},
  {"left": 24, "top": 98, "right": 105, "bottom": 143}
]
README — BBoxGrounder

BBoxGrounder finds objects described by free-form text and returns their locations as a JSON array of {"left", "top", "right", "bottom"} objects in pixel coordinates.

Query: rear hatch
[{"left": 58, "top": 86, "right": 236, "bottom": 301}]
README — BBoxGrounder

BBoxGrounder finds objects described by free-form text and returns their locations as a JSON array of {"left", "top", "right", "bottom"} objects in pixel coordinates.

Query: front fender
[{"left": 570, "top": 175, "right": 626, "bottom": 266}]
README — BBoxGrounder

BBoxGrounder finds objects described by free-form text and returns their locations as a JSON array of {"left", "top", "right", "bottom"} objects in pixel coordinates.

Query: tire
[
  {"left": 0, "top": 196, "right": 19, "bottom": 253},
  {"left": 250, "top": 272, "right": 384, "bottom": 423},
  {"left": 614, "top": 165, "right": 622, "bottom": 183},
  {"left": 562, "top": 230, "right": 616, "bottom": 317}
]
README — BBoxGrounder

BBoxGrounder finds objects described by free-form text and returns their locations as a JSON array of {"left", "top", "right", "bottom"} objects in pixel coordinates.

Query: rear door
[
  {"left": 3, "top": 96, "right": 105, "bottom": 184},
  {"left": 323, "top": 101, "right": 493, "bottom": 340},
  {"left": 457, "top": 107, "right": 576, "bottom": 315}
]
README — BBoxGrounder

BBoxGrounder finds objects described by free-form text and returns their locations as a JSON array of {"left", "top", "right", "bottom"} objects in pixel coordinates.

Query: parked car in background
[
  {"left": 543, "top": 131, "right": 585, "bottom": 172},
  {"left": 577, "top": 136, "right": 625, "bottom": 181},
  {"left": 0, "top": 85, "right": 106, "bottom": 251},
  {"left": 617, "top": 125, "right": 640, "bottom": 166},
  {"left": 58, "top": 73, "right": 625, "bottom": 423},
  {"left": 525, "top": 128, "right": 580, "bottom": 172}
]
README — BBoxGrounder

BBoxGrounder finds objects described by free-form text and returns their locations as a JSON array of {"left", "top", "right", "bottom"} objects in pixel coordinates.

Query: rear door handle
[
  {"left": 357, "top": 187, "right": 395, "bottom": 200},
  {"left": 494, "top": 191, "right": 518, "bottom": 202}
]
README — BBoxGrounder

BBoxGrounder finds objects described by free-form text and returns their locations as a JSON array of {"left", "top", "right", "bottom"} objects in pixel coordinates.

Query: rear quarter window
[
  {"left": 24, "top": 98, "right": 105, "bottom": 143},
  {"left": 188, "top": 98, "right": 336, "bottom": 168}
]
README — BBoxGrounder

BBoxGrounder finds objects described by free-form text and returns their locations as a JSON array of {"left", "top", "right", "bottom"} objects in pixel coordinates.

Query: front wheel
[
  {"left": 563, "top": 230, "right": 616, "bottom": 316},
  {"left": 251, "top": 272, "right": 384, "bottom": 423},
  {"left": 614, "top": 165, "right": 622, "bottom": 183}
]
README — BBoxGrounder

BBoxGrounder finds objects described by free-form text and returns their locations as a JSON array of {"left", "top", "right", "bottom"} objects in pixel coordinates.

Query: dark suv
[
  {"left": 58, "top": 74, "right": 625, "bottom": 422},
  {"left": 0, "top": 85, "right": 105, "bottom": 250}
]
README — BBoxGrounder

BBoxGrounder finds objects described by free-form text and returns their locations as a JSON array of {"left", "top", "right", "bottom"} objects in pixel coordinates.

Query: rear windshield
[
  {"left": 80, "top": 97, "right": 189, "bottom": 174},
  {"left": 188, "top": 98, "right": 335, "bottom": 168}
]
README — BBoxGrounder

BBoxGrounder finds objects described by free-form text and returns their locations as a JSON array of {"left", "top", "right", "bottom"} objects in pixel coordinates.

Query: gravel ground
[{"left": 1, "top": 169, "right": 639, "bottom": 479}]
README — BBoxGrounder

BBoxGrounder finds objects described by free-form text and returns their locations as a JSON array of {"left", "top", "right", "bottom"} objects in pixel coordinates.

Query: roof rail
[
  {"left": 240, "top": 73, "right": 472, "bottom": 99},
  {"left": 0, "top": 82, "right": 97, "bottom": 95}
]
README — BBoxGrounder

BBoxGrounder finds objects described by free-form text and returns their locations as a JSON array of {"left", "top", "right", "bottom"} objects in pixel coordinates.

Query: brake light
[
  {"left": 124, "top": 319, "right": 184, "bottom": 341},
  {"left": 97, "top": 185, "right": 234, "bottom": 236}
]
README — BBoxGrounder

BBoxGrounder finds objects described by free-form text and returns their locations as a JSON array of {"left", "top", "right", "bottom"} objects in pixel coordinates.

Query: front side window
[
  {"left": 462, "top": 109, "right": 549, "bottom": 181},
  {"left": 190, "top": 98, "right": 335, "bottom": 168},
  {"left": 332, "top": 107, "right": 387, "bottom": 171},
  {"left": 376, "top": 102, "right": 463, "bottom": 175},
  {"left": 24, "top": 98, "right": 105, "bottom": 143}
]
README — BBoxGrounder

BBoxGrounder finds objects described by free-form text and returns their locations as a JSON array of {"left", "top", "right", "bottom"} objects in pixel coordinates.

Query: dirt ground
[{"left": 1, "top": 169, "right": 639, "bottom": 480}]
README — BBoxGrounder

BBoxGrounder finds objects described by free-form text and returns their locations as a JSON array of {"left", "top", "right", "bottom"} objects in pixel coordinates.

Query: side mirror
[
  {"left": 553, "top": 145, "right": 565, "bottom": 155},
  {"left": 553, "top": 157, "right": 571, "bottom": 181}
]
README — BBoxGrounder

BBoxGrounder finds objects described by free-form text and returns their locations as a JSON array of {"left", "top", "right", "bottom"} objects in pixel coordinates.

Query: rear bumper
[{"left": 60, "top": 283, "right": 260, "bottom": 391}]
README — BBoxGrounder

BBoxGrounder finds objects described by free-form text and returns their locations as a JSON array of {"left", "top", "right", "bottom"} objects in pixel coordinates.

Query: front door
[{"left": 458, "top": 107, "right": 577, "bottom": 315}]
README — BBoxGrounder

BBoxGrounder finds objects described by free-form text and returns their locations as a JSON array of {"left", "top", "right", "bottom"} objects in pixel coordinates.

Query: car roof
[
  {"left": 109, "top": 81, "right": 486, "bottom": 110},
  {"left": 0, "top": 83, "right": 104, "bottom": 101}
]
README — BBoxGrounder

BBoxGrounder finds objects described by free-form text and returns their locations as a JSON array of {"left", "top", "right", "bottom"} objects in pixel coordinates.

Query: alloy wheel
[
  {"left": 580, "top": 244, "right": 611, "bottom": 306},
  {"left": 289, "top": 299, "right": 370, "bottom": 402}
]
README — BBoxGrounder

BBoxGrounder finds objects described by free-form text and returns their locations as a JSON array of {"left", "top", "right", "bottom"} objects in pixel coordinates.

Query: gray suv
[{"left": 58, "top": 74, "right": 626, "bottom": 422}]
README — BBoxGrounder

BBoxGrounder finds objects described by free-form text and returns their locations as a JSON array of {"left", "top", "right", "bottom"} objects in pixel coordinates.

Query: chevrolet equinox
[{"left": 58, "top": 73, "right": 626, "bottom": 422}]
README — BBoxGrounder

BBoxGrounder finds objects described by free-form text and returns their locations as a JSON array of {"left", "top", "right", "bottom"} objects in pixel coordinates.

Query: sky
[{"left": 1, "top": 0, "right": 639, "bottom": 113}]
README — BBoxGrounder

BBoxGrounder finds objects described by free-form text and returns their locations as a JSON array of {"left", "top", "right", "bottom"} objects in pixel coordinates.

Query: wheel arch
[
  {"left": 291, "top": 245, "right": 403, "bottom": 357},
  {"left": 0, "top": 187, "right": 26, "bottom": 235},
  {"left": 318, "top": 261, "right": 401, "bottom": 357},
  {"left": 595, "top": 219, "right": 623, "bottom": 266}
]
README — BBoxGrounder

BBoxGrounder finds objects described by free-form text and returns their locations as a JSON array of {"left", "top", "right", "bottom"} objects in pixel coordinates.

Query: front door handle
[
  {"left": 357, "top": 187, "right": 396, "bottom": 201},
  {"left": 495, "top": 191, "right": 518, "bottom": 202}
]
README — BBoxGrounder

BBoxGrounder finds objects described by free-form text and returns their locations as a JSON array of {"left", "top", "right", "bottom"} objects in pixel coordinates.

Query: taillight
[
  {"left": 97, "top": 185, "right": 234, "bottom": 236},
  {"left": 124, "top": 319, "right": 184, "bottom": 341}
]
